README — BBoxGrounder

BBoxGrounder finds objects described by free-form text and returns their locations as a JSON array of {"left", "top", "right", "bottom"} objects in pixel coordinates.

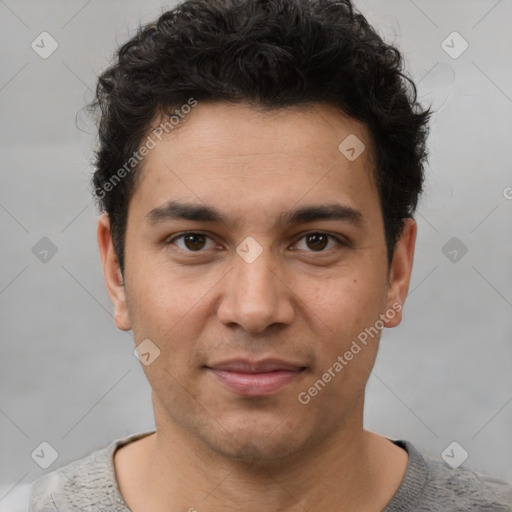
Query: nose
[{"left": 216, "top": 249, "right": 295, "bottom": 333}]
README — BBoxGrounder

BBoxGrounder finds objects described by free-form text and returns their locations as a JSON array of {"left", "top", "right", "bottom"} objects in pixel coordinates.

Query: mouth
[{"left": 205, "top": 359, "right": 307, "bottom": 396}]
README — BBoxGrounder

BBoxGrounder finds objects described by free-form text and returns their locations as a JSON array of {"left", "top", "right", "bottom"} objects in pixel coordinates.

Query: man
[{"left": 29, "top": 0, "right": 512, "bottom": 510}]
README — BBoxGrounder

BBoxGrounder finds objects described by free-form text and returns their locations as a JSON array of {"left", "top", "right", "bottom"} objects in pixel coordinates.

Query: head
[{"left": 93, "top": 0, "right": 430, "bottom": 464}]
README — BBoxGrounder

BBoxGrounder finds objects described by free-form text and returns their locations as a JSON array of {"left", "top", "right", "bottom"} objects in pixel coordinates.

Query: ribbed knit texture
[{"left": 29, "top": 431, "right": 512, "bottom": 511}]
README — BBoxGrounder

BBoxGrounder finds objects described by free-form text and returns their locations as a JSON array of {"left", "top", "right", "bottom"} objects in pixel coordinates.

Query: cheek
[
  {"left": 129, "top": 301, "right": 205, "bottom": 411},
  {"left": 295, "top": 271, "right": 385, "bottom": 391},
  {"left": 126, "top": 254, "right": 219, "bottom": 326},
  {"left": 125, "top": 266, "right": 217, "bottom": 385},
  {"left": 298, "top": 270, "right": 385, "bottom": 338}
]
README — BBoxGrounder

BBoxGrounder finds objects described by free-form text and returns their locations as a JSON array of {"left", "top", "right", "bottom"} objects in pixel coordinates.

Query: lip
[{"left": 206, "top": 359, "right": 306, "bottom": 396}]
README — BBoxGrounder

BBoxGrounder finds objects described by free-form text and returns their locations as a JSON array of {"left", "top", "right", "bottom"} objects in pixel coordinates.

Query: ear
[
  {"left": 97, "top": 213, "right": 132, "bottom": 331},
  {"left": 383, "top": 218, "right": 417, "bottom": 328}
]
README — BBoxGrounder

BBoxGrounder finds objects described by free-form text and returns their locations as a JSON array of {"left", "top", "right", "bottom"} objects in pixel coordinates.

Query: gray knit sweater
[{"left": 29, "top": 430, "right": 512, "bottom": 511}]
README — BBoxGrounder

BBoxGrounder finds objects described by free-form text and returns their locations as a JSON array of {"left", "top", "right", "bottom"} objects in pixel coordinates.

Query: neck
[{"left": 118, "top": 402, "right": 407, "bottom": 511}]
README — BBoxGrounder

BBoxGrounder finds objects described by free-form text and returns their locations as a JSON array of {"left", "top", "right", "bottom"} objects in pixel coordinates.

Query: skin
[{"left": 97, "top": 101, "right": 416, "bottom": 511}]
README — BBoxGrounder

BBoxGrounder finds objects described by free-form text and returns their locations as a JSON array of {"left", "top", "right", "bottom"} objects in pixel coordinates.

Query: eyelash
[{"left": 166, "top": 231, "right": 346, "bottom": 253}]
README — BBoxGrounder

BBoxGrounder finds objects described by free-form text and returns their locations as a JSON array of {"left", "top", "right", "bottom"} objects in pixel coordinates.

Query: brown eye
[
  {"left": 293, "top": 232, "right": 342, "bottom": 252},
  {"left": 305, "top": 233, "right": 329, "bottom": 251},
  {"left": 170, "top": 232, "right": 215, "bottom": 252},
  {"left": 183, "top": 233, "right": 207, "bottom": 251}
]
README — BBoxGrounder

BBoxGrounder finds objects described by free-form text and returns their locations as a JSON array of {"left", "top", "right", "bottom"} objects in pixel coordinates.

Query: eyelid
[
  {"left": 290, "top": 231, "right": 347, "bottom": 251},
  {"left": 167, "top": 230, "right": 347, "bottom": 252},
  {"left": 167, "top": 231, "right": 219, "bottom": 251}
]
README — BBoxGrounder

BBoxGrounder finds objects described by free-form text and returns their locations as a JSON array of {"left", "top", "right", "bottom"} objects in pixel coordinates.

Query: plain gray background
[{"left": 1, "top": 0, "right": 511, "bottom": 507}]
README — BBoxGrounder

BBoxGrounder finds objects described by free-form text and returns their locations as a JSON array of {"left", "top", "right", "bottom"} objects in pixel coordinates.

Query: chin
[
  {"left": 216, "top": 437, "right": 303, "bottom": 465},
  {"left": 203, "top": 418, "right": 312, "bottom": 465}
]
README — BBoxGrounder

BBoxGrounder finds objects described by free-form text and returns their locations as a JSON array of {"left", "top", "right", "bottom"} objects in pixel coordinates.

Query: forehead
[{"left": 131, "top": 101, "right": 379, "bottom": 223}]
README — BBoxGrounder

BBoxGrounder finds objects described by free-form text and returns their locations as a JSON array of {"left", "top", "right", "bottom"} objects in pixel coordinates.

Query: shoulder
[
  {"left": 29, "top": 439, "right": 120, "bottom": 512},
  {"left": 29, "top": 431, "right": 154, "bottom": 512},
  {"left": 390, "top": 440, "right": 512, "bottom": 511},
  {"left": 422, "top": 452, "right": 512, "bottom": 511}
]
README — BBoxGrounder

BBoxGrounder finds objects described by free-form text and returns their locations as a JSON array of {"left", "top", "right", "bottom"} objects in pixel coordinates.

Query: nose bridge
[
  {"left": 235, "top": 251, "right": 276, "bottom": 299},
  {"left": 217, "top": 242, "right": 294, "bottom": 332},
  {"left": 233, "top": 234, "right": 276, "bottom": 292}
]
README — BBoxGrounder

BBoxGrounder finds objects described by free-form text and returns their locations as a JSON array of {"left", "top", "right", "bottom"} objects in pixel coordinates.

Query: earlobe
[
  {"left": 383, "top": 218, "right": 417, "bottom": 328},
  {"left": 97, "top": 213, "right": 132, "bottom": 331}
]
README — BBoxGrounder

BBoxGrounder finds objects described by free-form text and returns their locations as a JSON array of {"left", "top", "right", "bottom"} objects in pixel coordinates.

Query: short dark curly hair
[{"left": 89, "top": 0, "right": 431, "bottom": 276}]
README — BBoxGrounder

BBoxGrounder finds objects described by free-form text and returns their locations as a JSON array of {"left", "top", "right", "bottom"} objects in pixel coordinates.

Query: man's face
[{"left": 99, "top": 102, "right": 414, "bottom": 463}]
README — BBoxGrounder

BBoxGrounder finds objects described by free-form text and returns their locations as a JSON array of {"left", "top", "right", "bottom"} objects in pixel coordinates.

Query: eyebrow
[{"left": 146, "top": 200, "right": 364, "bottom": 228}]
